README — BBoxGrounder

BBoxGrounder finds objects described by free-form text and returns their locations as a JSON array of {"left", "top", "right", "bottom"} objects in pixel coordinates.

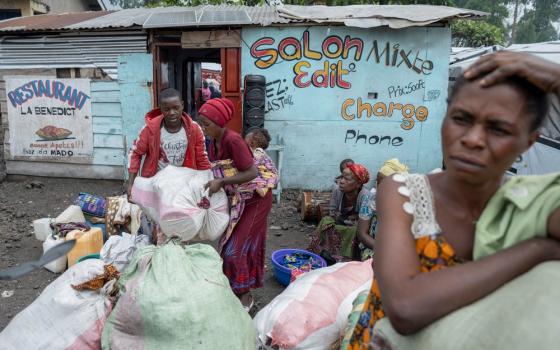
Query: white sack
[
  {"left": 131, "top": 166, "right": 229, "bottom": 242},
  {"left": 254, "top": 260, "right": 373, "bottom": 350},
  {"left": 0, "top": 259, "right": 113, "bottom": 350},
  {"left": 100, "top": 233, "right": 150, "bottom": 272}
]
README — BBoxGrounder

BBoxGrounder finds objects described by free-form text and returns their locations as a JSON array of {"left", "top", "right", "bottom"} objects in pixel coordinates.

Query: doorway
[
  {"left": 157, "top": 47, "right": 221, "bottom": 118},
  {"left": 154, "top": 39, "right": 242, "bottom": 132}
]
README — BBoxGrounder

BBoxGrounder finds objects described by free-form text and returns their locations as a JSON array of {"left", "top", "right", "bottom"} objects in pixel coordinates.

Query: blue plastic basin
[{"left": 271, "top": 248, "right": 327, "bottom": 286}]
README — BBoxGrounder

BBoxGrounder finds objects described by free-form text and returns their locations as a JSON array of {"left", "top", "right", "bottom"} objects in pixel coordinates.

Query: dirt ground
[{"left": 0, "top": 176, "right": 311, "bottom": 330}]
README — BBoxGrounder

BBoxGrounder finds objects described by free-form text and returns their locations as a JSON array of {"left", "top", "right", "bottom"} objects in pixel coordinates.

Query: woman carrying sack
[{"left": 199, "top": 98, "right": 274, "bottom": 312}]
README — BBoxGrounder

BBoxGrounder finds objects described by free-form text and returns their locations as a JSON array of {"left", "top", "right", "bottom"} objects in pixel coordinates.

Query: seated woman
[
  {"left": 308, "top": 163, "right": 370, "bottom": 264},
  {"left": 335, "top": 158, "right": 355, "bottom": 186},
  {"left": 357, "top": 159, "right": 409, "bottom": 261},
  {"left": 348, "top": 51, "right": 560, "bottom": 347}
]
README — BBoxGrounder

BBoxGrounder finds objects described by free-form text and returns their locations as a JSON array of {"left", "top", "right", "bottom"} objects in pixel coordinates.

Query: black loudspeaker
[{"left": 243, "top": 75, "right": 266, "bottom": 134}]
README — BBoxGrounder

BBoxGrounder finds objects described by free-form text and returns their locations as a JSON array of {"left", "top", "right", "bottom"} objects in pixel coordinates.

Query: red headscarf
[
  {"left": 347, "top": 163, "right": 370, "bottom": 185},
  {"left": 198, "top": 98, "right": 234, "bottom": 127}
]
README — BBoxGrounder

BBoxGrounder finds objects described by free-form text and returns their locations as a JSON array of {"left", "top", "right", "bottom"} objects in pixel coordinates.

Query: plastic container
[
  {"left": 43, "top": 235, "right": 67, "bottom": 273},
  {"left": 66, "top": 228, "right": 103, "bottom": 267},
  {"left": 33, "top": 218, "right": 53, "bottom": 241},
  {"left": 85, "top": 219, "right": 108, "bottom": 241},
  {"left": 271, "top": 249, "right": 327, "bottom": 286},
  {"left": 76, "top": 253, "right": 101, "bottom": 263},
  {"left": 55, "top": 205, "right": 86, "bottom": 224}
]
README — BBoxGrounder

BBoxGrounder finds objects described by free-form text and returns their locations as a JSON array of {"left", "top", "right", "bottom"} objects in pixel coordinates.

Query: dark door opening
[
  {"left": 157, "top": 47, "right": 221, "bottom": 119},
  {"left": 155, "top": 43, "right": 242, "bottom": 132}
]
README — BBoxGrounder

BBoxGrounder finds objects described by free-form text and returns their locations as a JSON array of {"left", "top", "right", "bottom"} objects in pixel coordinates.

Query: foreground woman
[
  {"left": 348, "top": 52, "right": 560, "bottom": 348},
  {"left": 199, "top": 98, "right": 273, "bottom": 311},
  {"left": 308, "top": 163, "right": 370, "bottom": 263}
]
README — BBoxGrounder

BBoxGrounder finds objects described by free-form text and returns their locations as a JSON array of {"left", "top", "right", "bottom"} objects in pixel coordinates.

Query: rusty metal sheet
[{"left": 0, "top": 11, "right": 112, "bottom": 31}]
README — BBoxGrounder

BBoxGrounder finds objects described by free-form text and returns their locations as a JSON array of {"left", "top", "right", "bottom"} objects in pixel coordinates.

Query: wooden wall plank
[
  {"left": 92, "top": 102, "right": 122, "bottom": 117},
  {"left": 91, "top": 81, "right": 120, "bottom": 92},
  {"left": 92, "top": 116, "right": 122, "bottom": 134},
  {"left": 93, "top": 147, "right": 124, "bottom": 166},
  {"left": 92, "top": 90, "right": 121, "bottom": 103},
  {"left": 181, "top": 30, "right": 241, "bottom": 49},
  {"left": 93, "top": 133, "right": 123, "bottom": 149}
]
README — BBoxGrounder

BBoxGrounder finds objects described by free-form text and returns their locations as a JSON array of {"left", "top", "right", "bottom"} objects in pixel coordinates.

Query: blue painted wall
[
  {"left": 118, "top": 53, "right": 153, "bottom": 177},
  {"left": 91, "top": 81, "right": 124, "bottom": 167},
  {"left": 85, "top": 53, "right": 152, "bottom": 176},
  {"left": 242, "top": 26, "right": 451, "bottom": 190},
  {"left": 88, "top": 53, "right": 152, "bottom": 178}
]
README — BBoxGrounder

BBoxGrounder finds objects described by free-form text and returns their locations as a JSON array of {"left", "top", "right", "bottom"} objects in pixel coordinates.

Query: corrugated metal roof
[
  {"left": 0, "top": 11, "right": 112, "bottom": 31},
  {"left": 278, "top": 5, "right": 486, "bottom": 29},
  {"left": 66, "top": 7, "right": 157, "bottom": 30},
  {"left": 68, "top": 5, "right": 292, "bottom": 30},
  {"left": 0, "top": 31, "right": 147, "bottom": 79},
  {"left": 450, "top": 45, "right": 504, "bottom": 65},
  {"left": 450, "top": 41, "right": 560, "bottom": 68},
  {"left": 247, "top": 5, "right": 293, "bottom": 26},
  {"left": 0, "top": 4, "right": 482, "bottom": 32}
]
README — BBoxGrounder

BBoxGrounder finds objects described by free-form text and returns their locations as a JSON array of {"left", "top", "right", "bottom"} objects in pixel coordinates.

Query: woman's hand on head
[
  {"left": 464, "top": 51, "right": 560, "bottom": 95},
  {"left": 205, "top": 179, "right": 224, "bottom": 196}
]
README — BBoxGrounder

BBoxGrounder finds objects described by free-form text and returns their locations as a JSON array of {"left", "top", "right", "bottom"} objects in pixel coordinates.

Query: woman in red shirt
[{"left": 200, "top": 98, "right": 273, "bottom": 311}]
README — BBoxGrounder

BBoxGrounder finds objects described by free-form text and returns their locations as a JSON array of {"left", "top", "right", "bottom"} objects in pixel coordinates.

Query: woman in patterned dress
[
  {"left": 200, "top": 98, "right": 272, "bottom": 312},
  {"left": 348, "top": 52, "right": 560, "bottom": 349},
  {"left": 308, "top": 164, "right": 371, "bottom": 263}
]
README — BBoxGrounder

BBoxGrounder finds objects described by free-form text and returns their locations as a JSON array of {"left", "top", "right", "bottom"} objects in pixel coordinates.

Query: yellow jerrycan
[{"left": 66, "top": 228, "right": 103, "bottom": 267}]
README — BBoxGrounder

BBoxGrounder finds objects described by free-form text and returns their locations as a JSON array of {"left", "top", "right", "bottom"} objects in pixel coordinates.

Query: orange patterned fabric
[
  {"left": 72, "top": 264, "right": 120, "bottom": 291},
  {"left": 347, "top": 234, "right": 462, "bottom": 349}
]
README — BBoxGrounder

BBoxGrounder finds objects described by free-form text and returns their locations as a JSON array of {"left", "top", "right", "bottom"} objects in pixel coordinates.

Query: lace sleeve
[{"left": 393, "top": 173, "right": 441, "bottom": 238}]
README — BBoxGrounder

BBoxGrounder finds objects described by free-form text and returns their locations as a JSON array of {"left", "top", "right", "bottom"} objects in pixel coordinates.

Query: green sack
[
  {"left": 102, "top": 242, "right": 255, "bottom": 350},
  {"left": 373, "top": 262, "right": 560, "bottom": 350}
]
